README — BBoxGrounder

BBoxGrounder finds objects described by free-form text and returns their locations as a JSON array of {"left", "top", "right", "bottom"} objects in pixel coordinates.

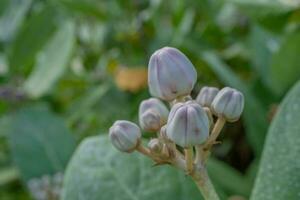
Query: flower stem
[
  {"left": 191, "top": 167, "right": 220, "bottom": 200},
  {"left": 203, "top": 117, "right": 226, "bottom": 161},
  {"left": 185, "top": 147, "right": 194, "bottom": 174}
]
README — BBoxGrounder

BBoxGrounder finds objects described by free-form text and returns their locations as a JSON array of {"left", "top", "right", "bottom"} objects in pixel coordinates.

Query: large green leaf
[
  {"left": 23, "top": 21, "right": 75, "bottom": 98},
  {"left": 251, "top": 80, "right": 300, "bottom": 200},
  {"left": 201, "top": 51, "right": 268, "bottom": 155},
  {"left": 9, "top": 6, "right": 57, "bottom": 71},
  {"left": 62, "top": 136, "right": 203, "bottom": 200},
  {"left": 7, "top": 104, "right": 76, "bottom": 181},
  {"left": 270, "top": 32, "right": 300, "bottom": 95}
]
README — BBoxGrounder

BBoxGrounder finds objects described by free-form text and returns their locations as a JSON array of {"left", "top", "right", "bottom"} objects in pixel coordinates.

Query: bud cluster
[{"left": 108, "top": 47, "right": 244, "bottom": 188}]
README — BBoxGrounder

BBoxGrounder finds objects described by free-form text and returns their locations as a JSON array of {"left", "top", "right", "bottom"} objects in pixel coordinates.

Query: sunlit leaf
[
  {"left": 0, "top": 0, "right": 31, "bottom": 42},
  {"left": 23, "top": 21, "right": 75, "bottom": 98}
]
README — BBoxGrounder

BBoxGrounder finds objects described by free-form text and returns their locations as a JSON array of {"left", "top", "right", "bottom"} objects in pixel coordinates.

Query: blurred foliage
[{"left": 0, "top": 0, "right": 300, "bottom": 199}]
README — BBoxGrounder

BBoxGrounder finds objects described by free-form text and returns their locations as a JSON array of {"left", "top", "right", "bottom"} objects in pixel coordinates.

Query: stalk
[{"left": 191, "top": 166, "right": 220, "bottom": 200}]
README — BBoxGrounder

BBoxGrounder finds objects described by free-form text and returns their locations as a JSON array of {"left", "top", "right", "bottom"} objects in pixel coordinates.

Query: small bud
[
  {"left": 109, "top": 120, "right": 141, "bottom": 152},
  {"left": 148, "top": 47, "right": 197, "bottom": 101},
  {"left": 148, "top": 138, "right": 162, "bottom": 154},
  {"left": 166, "top": 101, "right": 209, "bottom": 148},
  {"left": 139, "top": 98, "right": 169, "bottom": 132},
  {"left": 196, "top": 86, "right": 219, "bottom": 107},
  {"left": 211, "top": 87, "right": 244, "bottom": 122}
]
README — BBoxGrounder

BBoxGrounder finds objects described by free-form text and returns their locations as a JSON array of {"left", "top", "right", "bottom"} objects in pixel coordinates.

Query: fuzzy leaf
[
  {"left": 251, "top": 80, "right": 300, "bottom": 200},
  {"left": 62, "top": 136, "right": 203, "bottom": 200},
  {"left": 8, "top": 104, "right": 76, "bottom": 181}
]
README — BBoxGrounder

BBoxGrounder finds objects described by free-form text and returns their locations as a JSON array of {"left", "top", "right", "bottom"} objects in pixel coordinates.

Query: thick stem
[
  {"left": 185, "top": 147, "right": 194, "bottom": 174},
  {"left": 194, "top": 145, "right": 204, "bottom": 164},
  {"left": 191, "top": 167, "right": 220, "bottom": 200}
]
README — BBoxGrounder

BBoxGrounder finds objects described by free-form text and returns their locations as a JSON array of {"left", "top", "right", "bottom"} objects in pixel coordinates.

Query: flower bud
[
  {"left": 166, "top": 101, "right": 209, "bottom": 148},
  {"left": 211, "top": 87, "right": 244, "bottom": 122},
  {"left": 148, "top": 138, "right": 162, "bottom": 154},
  {"left": 196, "top": 86, "right": 219, "bottom": 107},
  {"left": 148, "top": 47, "right": 197, "bottom": 101},
  {"left": 139, "top": 98, "right": 169, "bottom": 132},
  {"left": 109, "top": 120, "right": 141, "bottom": 152}
]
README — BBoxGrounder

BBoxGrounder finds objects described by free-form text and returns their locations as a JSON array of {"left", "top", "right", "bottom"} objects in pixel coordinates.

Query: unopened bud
[
  {"left": 148, "top": 138, "right": 162, "bottom": 154},
  {"left": 211, "top": 87, "right": 244, "bottom": 122},
  {"left": 139, "top": 98, "right": 169, "bottom": 132},
  {"left": 109, "top": 120, "right": 141, "bottom": 152},
  {"left": 196, "top": 86, "right": 219, "bottom": 107},
  {"left": 166, "top": 101, "right": 209, "bottom": 148},
  {"left": 148, "top": 47, "right": 197, "bottom": 101}
]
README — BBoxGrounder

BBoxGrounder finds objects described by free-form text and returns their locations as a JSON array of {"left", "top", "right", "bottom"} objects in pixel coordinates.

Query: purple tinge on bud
[
  {"left": 148, "top": 47, "right": 197, "bottom": 101},
  {"left": 196, "top": 86, "right": 219, "bottom": 107},
  {"left": 211, "top": 87, "right": 244, "bottom": 122},
  {"left": 166, "top": 101, "right": 209, "bottom": 148},
  {"left": 139, "top": 98, "right": 169, "bottom": 132},
  {"left": 109, "top": 120, "right": 141, "bottom": 152}
]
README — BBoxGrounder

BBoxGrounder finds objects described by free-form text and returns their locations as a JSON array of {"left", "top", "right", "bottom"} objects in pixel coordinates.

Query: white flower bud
[
  {"left": 166, "top": 101, "right": 209, "bottom": 148},
  {"left": 196, "top": 86, "right": 219, "bottom": 107},
  {"left": 148, "top": 47, "right": 197, "bottom": 101},
  {"left": 139, "top": 98, "right": 169, "bottom": 132},
  {"left": 109, "top": 120, "right": 141, "bottom": 152},
  {"left": 211, "top": 87, "right": 244, "bottom": 122},
  {"left": 148, "top": 138, "right": 162, "bottom": 154}
]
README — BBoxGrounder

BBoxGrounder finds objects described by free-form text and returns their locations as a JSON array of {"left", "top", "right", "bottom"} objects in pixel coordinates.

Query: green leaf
[
  {"left": 270, "top": 32, "right": 300, "bottom": 95},
  {"left": 248, "top": 25, "right": 278, "bottom": 88},
  {"left": 58, "top": 0, "right": 106, "bottom": 20},
  {"left": 201, "top": 51, "right": 268, "bottom": 155},
  {"left": 67, "top": 84, "right": 110, "bottom": 125},
  {"left": 228, "top": 0, "right": 299, "bottom": 17},
  {"left": 23, "top": 21, "right": 75, "bottom": 98},
  {"left": 0, "top": 167, "right": 19, "bottom": 186},
  {"left": 9, "top": 5, "right": 57, "bottom": 72},
  {"left": 207, "top": 158, "right": 251, "bottom": 197},
  {"left": 251, "top": 80, "right": 300, "bottom": 200},
  {"left": 7, "top": 104, "right": 76, "bottom": 181},
  {"left": 62, "top": 136, "right": 204, "bottom": 200},
  {"left": 0, "top": 0, "right": 31, "bottom": 42}
]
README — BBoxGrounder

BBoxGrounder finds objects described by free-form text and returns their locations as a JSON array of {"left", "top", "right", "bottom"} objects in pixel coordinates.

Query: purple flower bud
[
  {"left": 148, "top": 47, "right": 197, "bottom": 101},
  {"left": 196, "top": 86, "right": 219, "bottom": 107},
  {"left": 211, "top": 87, "right": 244, "bottom": 122},
  {"left": 139, "top": 98, "right": 169, "bottom": 132},
  {"left": 166, "top": 101, "right": 209, "bottom": 148},
  {"left": 109, "top": 120, "right": 141, "bottom": 152}
]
